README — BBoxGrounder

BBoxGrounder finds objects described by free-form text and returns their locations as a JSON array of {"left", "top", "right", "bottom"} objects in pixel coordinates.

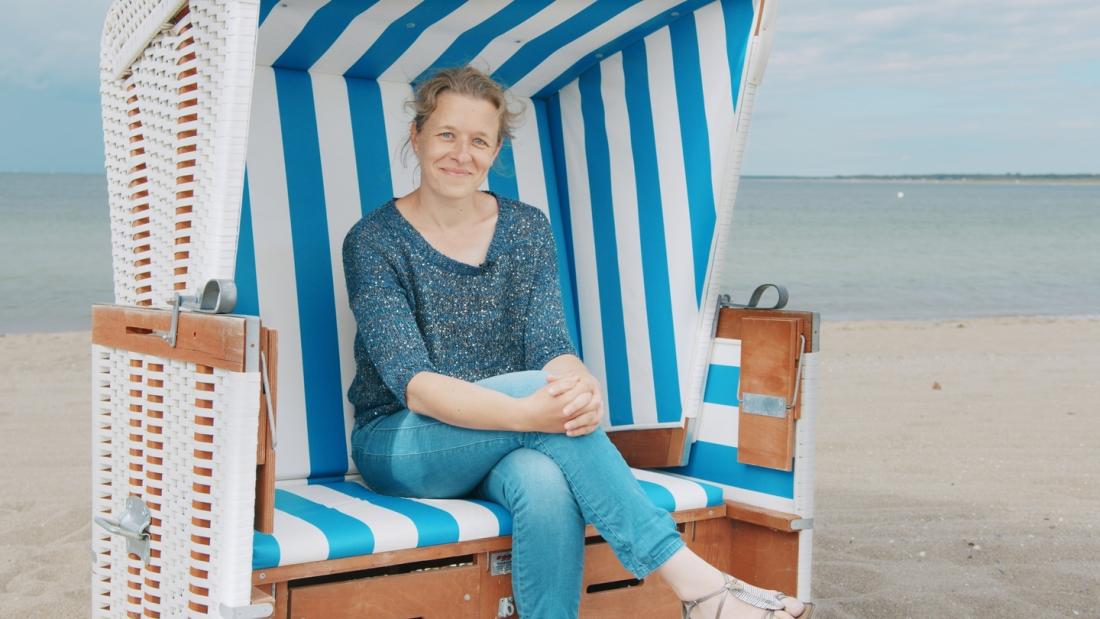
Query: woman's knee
[
  {"left": 491, "top": 449, "right": 576, "bottom": 513},
  {"left": 475, "top": 370, "right": 549, "bottom": 398}
]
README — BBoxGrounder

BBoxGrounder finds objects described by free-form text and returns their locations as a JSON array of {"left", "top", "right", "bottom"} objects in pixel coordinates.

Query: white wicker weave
[
  {"left": 92, "top": 345, "right": 260, "bottom": 617},
  {"left": 100, "top": 0, "right": 257, "bottom": 308}
]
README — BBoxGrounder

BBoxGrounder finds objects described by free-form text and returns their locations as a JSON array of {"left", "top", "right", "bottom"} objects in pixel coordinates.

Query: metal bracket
[
  {"left": 153, "top": 279, "right": 238, "bottom": 347},
  {"left": 791, "top": 518, "right": 814, "bottom": 531},
  {"left": 93, "top": 495, "right": 152, "bottom": 564},
  {"left": 740, "top": 393, "right": 788, "bottom": 418},
  {"left": 219, "top": 602, "right": 274, "bottom": 619}
]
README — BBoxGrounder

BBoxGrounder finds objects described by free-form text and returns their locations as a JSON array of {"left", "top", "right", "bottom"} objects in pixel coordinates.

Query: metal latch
[
  {"left": 154, "top": 279, "right": 238, "bottom": 347},
  {"left": 94, "top": 495, "right": 152, "bottom": 564}
]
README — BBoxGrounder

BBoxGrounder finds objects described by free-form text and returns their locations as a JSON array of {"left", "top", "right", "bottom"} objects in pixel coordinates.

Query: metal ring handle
[{"left": 745, "top": 283, "right": 789, "bottom": 309}]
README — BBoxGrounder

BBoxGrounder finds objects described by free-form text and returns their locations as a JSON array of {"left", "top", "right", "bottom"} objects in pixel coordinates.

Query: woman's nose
[{"left": 451, "top": 142, "right": 472, "bottom": 164}]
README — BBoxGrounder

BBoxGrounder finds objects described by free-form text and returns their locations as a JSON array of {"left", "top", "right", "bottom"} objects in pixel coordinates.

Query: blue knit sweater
[{"left": 342, "top": 194, "right": 576, "bottom": 427}]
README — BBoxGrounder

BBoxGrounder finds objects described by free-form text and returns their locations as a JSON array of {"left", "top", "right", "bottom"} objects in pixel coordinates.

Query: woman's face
[{"left": 411, "top": 92, "right": 501, "bottom": 201}]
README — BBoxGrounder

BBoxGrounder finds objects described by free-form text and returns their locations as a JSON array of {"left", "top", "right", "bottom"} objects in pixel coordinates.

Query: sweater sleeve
[
  {"left": 343, "top": 224, "right": 436, "bottom": 407},
  {"left": 524, "top": 212, "right": 578, "bottom": 369}
]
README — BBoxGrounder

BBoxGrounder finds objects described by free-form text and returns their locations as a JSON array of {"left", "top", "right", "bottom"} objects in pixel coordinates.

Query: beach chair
[{"left": 91, "top": 1, "right": 819, "bottom": 616}]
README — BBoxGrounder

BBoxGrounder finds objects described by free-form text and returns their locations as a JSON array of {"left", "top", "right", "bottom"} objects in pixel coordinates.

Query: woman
[{"left": 343, "top": 66, "right": 812, "bottom": 619}]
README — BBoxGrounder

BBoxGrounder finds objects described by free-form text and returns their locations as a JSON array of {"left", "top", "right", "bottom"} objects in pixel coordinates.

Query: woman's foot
[
  {"left": 683, "top": 572, "right": 807, "bottom": 619},
  {"left": 658, "top": 548, "right": 809, "bottom": 618}
]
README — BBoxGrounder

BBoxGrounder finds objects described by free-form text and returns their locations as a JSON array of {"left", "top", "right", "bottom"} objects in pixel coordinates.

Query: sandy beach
[{"left": 1, "top": 316, "right": 1097, "bottom": 617}]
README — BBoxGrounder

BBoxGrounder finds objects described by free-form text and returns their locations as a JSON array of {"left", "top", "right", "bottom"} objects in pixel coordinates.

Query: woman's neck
[{"left": 405, "top": 188, "right": 488, "bottom": 231}]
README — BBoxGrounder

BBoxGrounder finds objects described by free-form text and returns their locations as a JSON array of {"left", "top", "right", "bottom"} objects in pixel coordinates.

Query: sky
[{"left": 0, "top": 0, "right": 1097, "bottom": 176}]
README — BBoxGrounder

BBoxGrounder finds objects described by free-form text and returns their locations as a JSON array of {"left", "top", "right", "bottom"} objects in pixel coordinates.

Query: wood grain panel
[
  {"left": 688, "top": 516, "right": 799, "bottom": 597},
  {"left": 737, "top": 316, "right": 800, "bottom": 470},
  {"left": 607, "top": 425, "right": 687, "bottom": 468},
  {"left": 254, "top": 327, "right": 277, "bottom": 533},
  {"left": 289, "top": 563, "right": 479, "bottom": 618},
  {"left": 91, "top": 304, "right": 249, "bottom": 371}
]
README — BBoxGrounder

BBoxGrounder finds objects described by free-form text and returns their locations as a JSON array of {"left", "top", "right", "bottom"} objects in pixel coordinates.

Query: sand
[{"left": 1, "top": 317, "right": 1098, "bottom": 617}]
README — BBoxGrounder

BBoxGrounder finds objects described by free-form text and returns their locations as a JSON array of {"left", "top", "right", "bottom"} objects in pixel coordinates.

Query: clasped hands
[{"left": 520, "top": 371, "right": 604, "bottom": 437}]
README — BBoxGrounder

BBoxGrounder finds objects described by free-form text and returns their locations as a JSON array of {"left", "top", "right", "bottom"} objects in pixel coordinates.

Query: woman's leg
[
  {"left": 520, "top": 427, "right": 685, "bottom": 577},
  {"left": 354, "top": 370, "right": 684, "bottom": 575},
  {"left": 476, "top": 448, "right": 584, "bottom": 618},
  {"left": 350, "top": 371, "right": 551, "bottom": 498}
]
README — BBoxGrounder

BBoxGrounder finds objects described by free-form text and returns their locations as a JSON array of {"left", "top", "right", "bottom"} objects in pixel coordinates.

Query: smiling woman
[{"left": 340, "top": 65, "right": 812, "bottom": 619}]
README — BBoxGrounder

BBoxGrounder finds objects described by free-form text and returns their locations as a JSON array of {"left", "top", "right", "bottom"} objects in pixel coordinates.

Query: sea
[{"left": 1, "top": 173, "right": 1098, "bottom": 333}]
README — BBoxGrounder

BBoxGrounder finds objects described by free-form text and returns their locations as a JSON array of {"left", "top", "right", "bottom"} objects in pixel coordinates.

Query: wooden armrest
[{"left": 724, "top": 500, "right": 810, "bottom": 532}]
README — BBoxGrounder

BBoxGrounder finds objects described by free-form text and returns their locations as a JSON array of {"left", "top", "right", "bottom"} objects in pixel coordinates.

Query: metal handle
[
  {"left": 93, "top": 516, "right": 148, "bottom": 542},
  {"left": 93, "top": 496, "right": 152, "bottom": 563}
]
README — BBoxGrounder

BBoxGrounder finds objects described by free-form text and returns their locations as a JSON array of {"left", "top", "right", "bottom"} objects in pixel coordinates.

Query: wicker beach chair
[{"left": 91, "top": 1, "right": 818, "bottom": 617}]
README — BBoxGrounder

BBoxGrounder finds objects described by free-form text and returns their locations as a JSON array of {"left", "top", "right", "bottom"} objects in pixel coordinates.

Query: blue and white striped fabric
[
  {"left": 253, "top": 468, "right": 723, "bottom": 569},
  {"left": 663, "top": 337, "right": 797, "bottom": 514},
  {"left": 235, "top": 0, "right": 757, "bottom": 482}
]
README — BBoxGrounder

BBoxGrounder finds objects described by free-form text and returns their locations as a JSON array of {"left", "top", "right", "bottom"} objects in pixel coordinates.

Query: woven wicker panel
[
  {"left": 100, "top": 0, "right": 257, "bottom": 307},
  {"left": 91, "top": 345, "right": 260, "bottom": 617}
]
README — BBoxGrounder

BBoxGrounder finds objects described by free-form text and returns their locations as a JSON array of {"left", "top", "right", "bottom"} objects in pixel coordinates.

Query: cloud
[{"left": 769, "top": 0, "right": 1100, "bottom": 87}]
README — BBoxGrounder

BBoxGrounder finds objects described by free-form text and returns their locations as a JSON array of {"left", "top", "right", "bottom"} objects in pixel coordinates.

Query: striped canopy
[{"left": 234, "top": 0, "right": 762, "bottom": 481}]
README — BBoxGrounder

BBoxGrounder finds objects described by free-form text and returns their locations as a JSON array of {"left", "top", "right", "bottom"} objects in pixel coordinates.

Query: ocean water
[
  {"left": 723, "top": 179, "right": 1100, "bottom": 320},
  {"left": 1, "top": 173, "right": 1097, "bottom": 333},
  {"left": 0, "top": 173, "right": 112, "bottom": 333}
]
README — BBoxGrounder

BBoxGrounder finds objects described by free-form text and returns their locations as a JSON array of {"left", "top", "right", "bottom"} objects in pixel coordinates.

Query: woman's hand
[
  {"left": 546, "top": 371, "right": 604, "bottom": 437},
  {"left": 518, "top": 376, "right": 579, "bottom": 433}
]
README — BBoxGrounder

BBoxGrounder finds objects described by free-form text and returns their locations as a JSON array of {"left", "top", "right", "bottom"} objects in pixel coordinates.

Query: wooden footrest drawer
[{"left": 289, "top": 562, "right": 480, "bottom": 618}]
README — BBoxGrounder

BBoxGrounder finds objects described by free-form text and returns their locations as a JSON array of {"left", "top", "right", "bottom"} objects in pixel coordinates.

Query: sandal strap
[
  {"left": 729, "top": 577, "right": 786, "bottom": 612},
  {"left": 681, "top": 574, "right": 786, "bottom": 618}
]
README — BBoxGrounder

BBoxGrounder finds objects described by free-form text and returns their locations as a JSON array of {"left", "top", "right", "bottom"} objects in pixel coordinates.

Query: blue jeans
[{"left": 351, "top": 371, "right": 684, "bottom": 618}]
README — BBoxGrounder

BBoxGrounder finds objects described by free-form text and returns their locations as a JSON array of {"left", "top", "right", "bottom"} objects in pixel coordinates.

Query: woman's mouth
[{"left": 440, "top": 167, "right": 471, "bottom": 177}]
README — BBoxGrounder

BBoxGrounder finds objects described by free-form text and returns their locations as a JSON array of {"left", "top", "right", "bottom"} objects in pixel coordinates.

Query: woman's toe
[{"left": 781, "top": 596, "right": 806, "bottom": 617}]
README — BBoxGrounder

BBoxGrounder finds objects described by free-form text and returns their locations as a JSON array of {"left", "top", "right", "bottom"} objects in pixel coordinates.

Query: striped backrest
[{"left": 236, "top": 0, "right": 759, "bottom": 481}]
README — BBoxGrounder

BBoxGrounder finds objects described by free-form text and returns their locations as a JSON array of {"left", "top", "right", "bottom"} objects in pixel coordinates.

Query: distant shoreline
[{"left": 745, "top": 174, "right": 1100, "bottom": 185}]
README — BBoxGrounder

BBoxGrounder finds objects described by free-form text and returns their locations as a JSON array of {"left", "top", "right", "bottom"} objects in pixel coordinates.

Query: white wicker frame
[
  {"left": 100, "top": 0, "right": 257, "bottom": 308},
  {"left": 96, "top": 1, "right": 261, "bottom": 616},
  {"left": 91, "top": 344, "right": 261, "bottom": 617}
]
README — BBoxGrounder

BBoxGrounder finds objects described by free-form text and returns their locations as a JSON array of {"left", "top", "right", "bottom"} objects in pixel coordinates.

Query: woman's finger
[
  {"left": 545, "top": 376, "right": 579, "bottom": 396},
  {"left": 566, "top": 412, "right": 601, "bottom": 436},
  {"left": 562, "top": 391, "right": 592, "bottom": 417}
]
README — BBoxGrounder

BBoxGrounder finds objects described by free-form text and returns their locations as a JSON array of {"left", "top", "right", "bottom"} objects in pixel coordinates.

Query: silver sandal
[{"left": 680, "top": 574, "right": 814, "bottom": 619}]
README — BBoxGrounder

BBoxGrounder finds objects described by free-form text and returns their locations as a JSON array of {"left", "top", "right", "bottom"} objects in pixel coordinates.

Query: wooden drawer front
[
  {"left": 579, "top": 538, "right": 682, "bottom": 618},
  {"left": 289, "top": 564, "right": 479, "bottom": 619}
]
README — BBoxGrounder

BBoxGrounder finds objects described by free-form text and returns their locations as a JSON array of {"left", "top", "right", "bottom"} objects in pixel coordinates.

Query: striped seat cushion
[{"left": 253, "top": 468, "right": 723, "bottom": 569}]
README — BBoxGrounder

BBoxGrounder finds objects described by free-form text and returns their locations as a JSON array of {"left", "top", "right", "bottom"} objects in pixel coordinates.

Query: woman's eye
[
  {"left": 439, "top": 131, "right": 454, "bottom": 139},
  {"left": 473, "top": 138, "right": 489, "bottom": 147}
]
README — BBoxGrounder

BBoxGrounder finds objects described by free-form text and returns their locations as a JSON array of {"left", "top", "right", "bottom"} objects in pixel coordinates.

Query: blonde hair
[{"left": 409, "top": 66, "right": 521, "bottom": 145}]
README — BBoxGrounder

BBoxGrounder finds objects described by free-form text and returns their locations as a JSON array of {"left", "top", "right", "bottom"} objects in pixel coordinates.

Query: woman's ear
[{"left": 409, "top": 122, "right": 419, "bottom": 155}]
